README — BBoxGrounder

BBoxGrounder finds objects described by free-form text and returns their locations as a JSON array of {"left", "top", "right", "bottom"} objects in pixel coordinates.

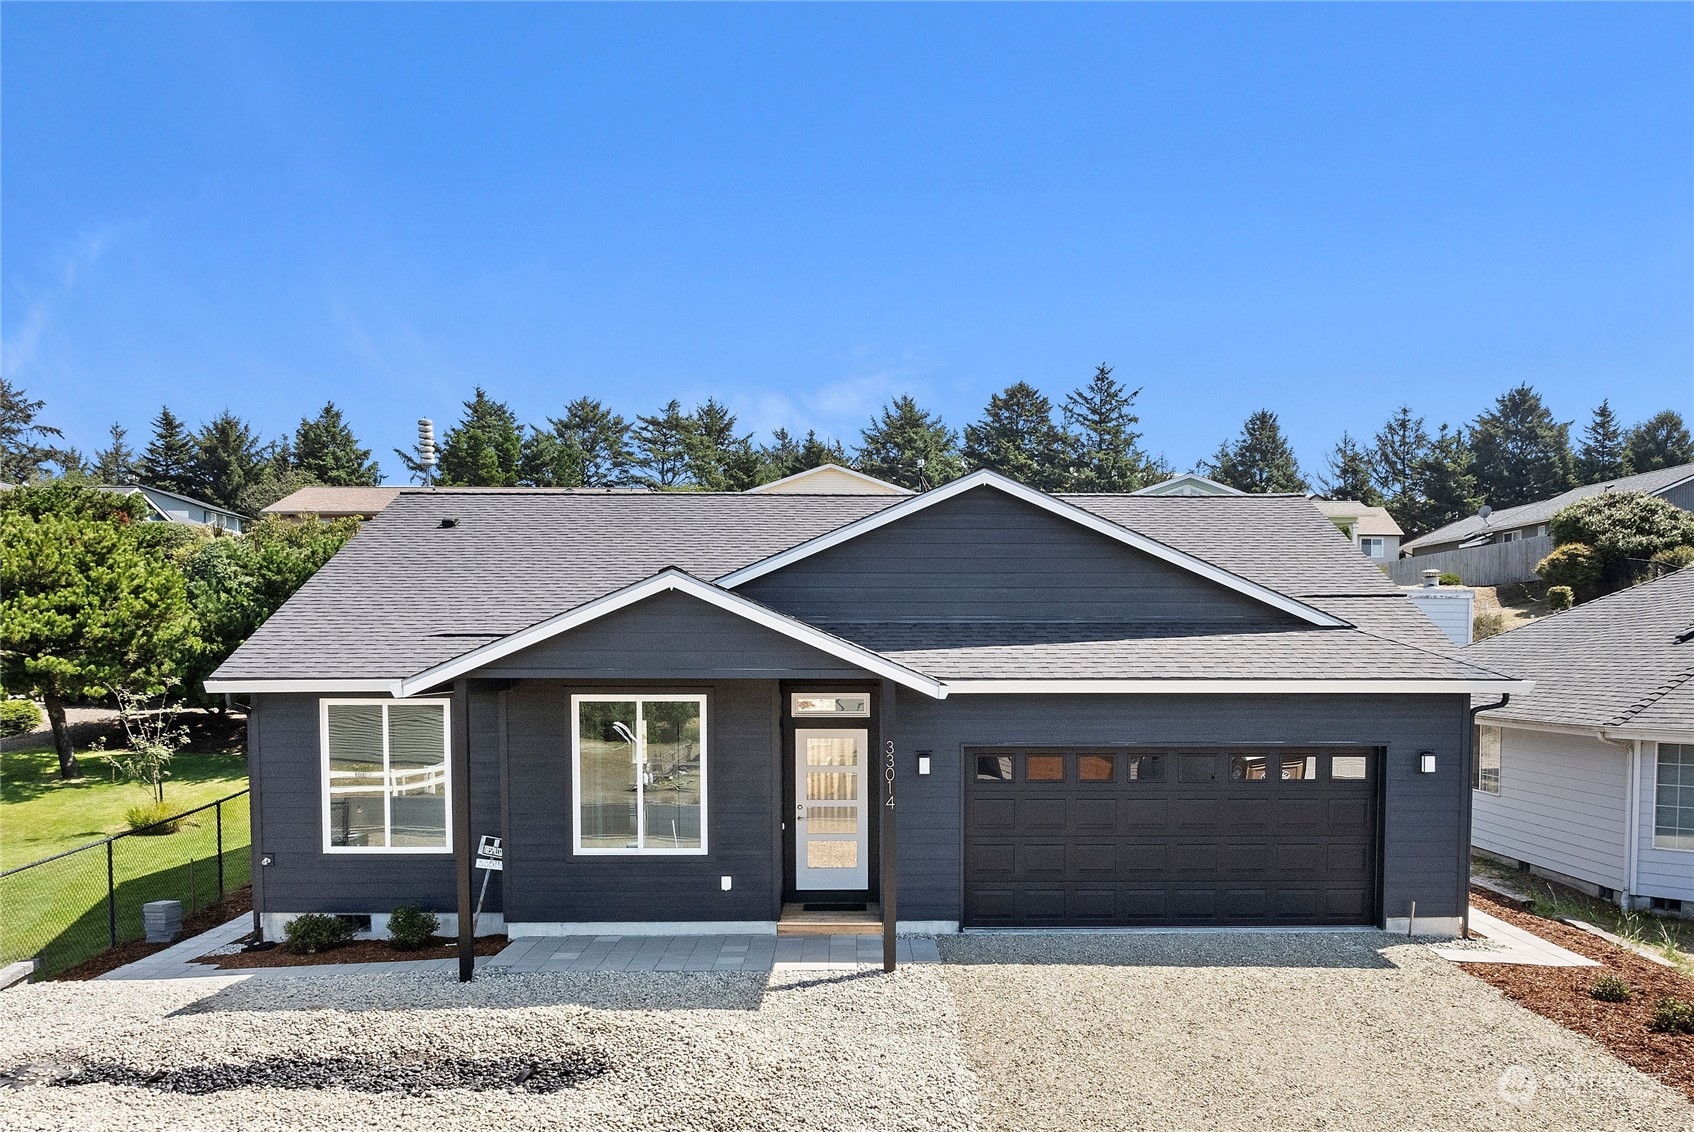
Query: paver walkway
[{"left": 1431, "top": 906, "right": 1599, "bottom": 967}]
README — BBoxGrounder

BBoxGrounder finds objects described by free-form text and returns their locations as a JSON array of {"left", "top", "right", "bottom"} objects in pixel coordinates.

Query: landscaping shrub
[
  {"left": 0, "top": 698, "right": 41, "bottom": 737},
  {"left": 1472, "top": 612, "right": 1504, "bottom": 642},
  {"left": 1650, "top": 996, "right": 1694, "bottom": 1034},
  {"left": 123, "top": 800, "right": 181, "bottom": 834},
  {"left": 1589, "top": 974, "right": 1632, "bottom": 1003},
  {"left": 1550, "top": 491, "right": 1694, "bottom": 562},
  {"left": 1438, "top": 572, "right": 1463, "bottom": 587},
  {"left": 283, "top": 913, "right": 357, "bottom": 955},
  {"left": 1546, "top": 586, "right": 1574, "bottom": 612},
  {"left": 1535, "top": 542, "right": 1604, "bottom": 599},
  {"left": 1650, "top": 545, "right": 1694, "bottom": 573},
  {"left": 386, "top": 904, "right": 440, "bottom": 951}
]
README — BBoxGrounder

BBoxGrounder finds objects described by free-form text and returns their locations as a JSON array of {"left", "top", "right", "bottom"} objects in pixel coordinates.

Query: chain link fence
[{"left": 0, "top": 790, "right": 250, "bottom": 977}]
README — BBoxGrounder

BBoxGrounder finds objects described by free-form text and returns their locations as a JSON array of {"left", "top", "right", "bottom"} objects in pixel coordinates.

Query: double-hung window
[
  {"left": 1655, "top": 744, "right": 1694, "bottom": 851},
  {"left": 1473, "top": 724, "right": 1501, "bottom": 794},
  {"left": 321, "top": 700, "right": 450, "bottom": 852},
  {"left": 573, "top": 695, "right": 707, "bottom": 855},
  {"left": 1360, "top": 537, "right": 1386, "bottom": 558}
]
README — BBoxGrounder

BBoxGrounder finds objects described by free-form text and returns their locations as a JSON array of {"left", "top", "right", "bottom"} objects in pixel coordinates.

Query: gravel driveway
[{"left": 0, "top": 931, "right": 1688, "bottom": 1132}]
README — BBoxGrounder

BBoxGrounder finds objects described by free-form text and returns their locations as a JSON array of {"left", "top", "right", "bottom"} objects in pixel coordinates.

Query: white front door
[{"left": 794, "top": 728, "right": 870, "bottom": 890}]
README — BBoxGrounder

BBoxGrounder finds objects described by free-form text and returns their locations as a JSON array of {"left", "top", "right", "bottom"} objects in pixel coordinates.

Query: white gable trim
[
  {"left": 943, "top": 677, "right": 1534, "bottom": 695},
  {"left": 202, "top": 677, "right": 403, "bottom": 694},
  {"left": 746, "top": 463, "right": 912, "bottom": 495},
  {"left": 395, "top": 569, "right": 946, "bottom": 699},
  {"left": 717, "top": 469, "right": 1349, "bottom": 628}
]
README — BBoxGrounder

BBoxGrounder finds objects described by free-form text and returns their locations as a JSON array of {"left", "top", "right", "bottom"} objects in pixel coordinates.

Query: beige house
[
  {"left": 263, "top": 486, "right": 403, "bottom": 521},
  {"left": 747, "top": 464, "right": 911, "bottom": 495},
  {"left": 1311, "top": 499, "right": 1404, "bottom": 561}
]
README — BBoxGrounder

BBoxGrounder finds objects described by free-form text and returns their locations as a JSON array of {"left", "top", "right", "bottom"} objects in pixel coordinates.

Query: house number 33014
[{"left": 883, "top": 740, "right": 896, "bottom": 807}]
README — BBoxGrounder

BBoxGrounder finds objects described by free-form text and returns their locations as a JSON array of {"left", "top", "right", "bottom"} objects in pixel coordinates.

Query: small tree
[
  {"left": 1534, "top": 543, "right": 1604, "bottom": 601},
  {"left": 108, "top": 687, "right": 189, "bottom": 805},
  {"left": 1575, "top": 401, "right": 1629, "bottom": 483}
]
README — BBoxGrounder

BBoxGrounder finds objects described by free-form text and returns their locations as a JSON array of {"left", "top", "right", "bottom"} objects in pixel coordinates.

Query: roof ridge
[{"left": 1607, "top": 663, "right": 1694, "bottom": 728}]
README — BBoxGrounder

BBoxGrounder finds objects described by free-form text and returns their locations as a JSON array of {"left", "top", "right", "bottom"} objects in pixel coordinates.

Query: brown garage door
[{"left": 964, "top": 747, "right": 1379, "bottom": 927}]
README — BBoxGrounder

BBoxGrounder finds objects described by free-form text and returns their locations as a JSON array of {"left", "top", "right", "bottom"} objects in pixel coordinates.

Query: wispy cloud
[
  {"left": 2, "top": 226, "right": 121, "bottom": 381},
  {"left": 732, "top": 347, "right": 942, "bottom": 441}
]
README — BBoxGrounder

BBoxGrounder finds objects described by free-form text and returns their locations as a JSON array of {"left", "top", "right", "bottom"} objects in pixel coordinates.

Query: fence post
[
  {"left": 106, "top": 840, "right": 117, "bottom": 947},
  {"left": 216, "top": 800, "right": 225, "bottom": 902},
  {"left": 189, "top": 857, "right": 196, "bottom": 913}
]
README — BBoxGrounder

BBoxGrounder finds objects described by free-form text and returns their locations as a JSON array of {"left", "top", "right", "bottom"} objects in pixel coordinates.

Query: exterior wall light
[
  {"left": 1419, "top": 752, "right": 1437, "bottom": 774},
  {"left": 917, "top": 752, "right": 932, "bottom": 776}
]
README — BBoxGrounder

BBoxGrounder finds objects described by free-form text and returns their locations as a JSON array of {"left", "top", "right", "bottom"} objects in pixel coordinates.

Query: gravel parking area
[
  {"left": 0, "top": 967, "right": 976, "bottom": 1132},
  {"left": 939, "top": 931, "right": 1694, "bottom": 1132}
]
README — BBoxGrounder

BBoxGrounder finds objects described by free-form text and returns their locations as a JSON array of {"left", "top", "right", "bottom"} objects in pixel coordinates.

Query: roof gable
[{"left": 746, "top": 463, "right": 911, "bottom": 495}]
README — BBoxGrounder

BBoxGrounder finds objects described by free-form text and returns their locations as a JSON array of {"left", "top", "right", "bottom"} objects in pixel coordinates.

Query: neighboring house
[
  {"left": 747, "top": 464, "right": 912, "bottom": 495},
  {"left": 98, "top": 484, "right": 244, "bottom": 532},
  {"left": 1131, "top": 472, "right": 1243, "bottom": 497},
  {"left": 1403, "top": 463, "right": 1694, "bottom": 557},
  {"left": 206, "top": 470, "right": 1525, "bottom": 949},
  {"left": 263, "top": 486, "right": 403, "bottom": 522},
  {"left": 1311, "top": 499, "right": 1403, "bottom": 561},
  {"left": 1464, "top": 569, "right": 1694, "bottom": 914}
]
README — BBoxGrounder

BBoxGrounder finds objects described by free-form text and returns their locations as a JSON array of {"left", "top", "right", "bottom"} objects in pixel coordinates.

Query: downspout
[
  {"left": 1463, "top": 694, "right": 1510, "bottom": 939},
  {"left": 1595, "top": 730, "right": 1642, "bottom": 909}
]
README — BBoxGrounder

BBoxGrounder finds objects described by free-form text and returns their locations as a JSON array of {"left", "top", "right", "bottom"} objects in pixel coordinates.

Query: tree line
[{"left": 3, "top": 374, "right": 1689, "bottom": 539}]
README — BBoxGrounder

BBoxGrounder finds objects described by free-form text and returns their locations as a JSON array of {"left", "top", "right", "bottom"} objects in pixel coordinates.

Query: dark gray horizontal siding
[
  {"left": 892, "top": 690, "right": 1470, "bottom": 923},
  {"left": 503, "top": 679, "right": 780, "bottom": 924},
  {"left": 738, "top": 487, "right": 1296, "bottom": 626},
  {"left": 251, "top": 688, "right": 504, "bottom": 917},
  {"left": 478, "top": 590, "right": 866, "bottom": 680}
]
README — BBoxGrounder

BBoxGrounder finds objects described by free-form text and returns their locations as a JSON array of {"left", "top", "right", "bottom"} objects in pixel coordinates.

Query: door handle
[{"left": 796, "top": 803, "right": 806, "bottom": 819}]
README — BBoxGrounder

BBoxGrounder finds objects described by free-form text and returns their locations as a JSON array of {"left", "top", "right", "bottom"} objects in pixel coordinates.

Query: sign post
[{"left": 473, "top": 835, "right": 503, "bottom": 930}]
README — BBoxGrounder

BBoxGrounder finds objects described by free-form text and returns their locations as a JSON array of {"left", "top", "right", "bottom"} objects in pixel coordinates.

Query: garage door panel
[{"left": 965, "top": 746, "right": 1378, "bottom": 928}]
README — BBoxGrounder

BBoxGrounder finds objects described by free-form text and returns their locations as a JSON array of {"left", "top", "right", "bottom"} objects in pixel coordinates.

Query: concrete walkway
[{"left": 1432, "top": 906, "right": 1599, "bottom": 967}]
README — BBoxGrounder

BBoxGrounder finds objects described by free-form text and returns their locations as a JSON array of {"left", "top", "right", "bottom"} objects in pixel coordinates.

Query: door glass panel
[
  {"left": 326, "top": 704, "right": 387, "bottom": 848},
  {"left": 643, "top": 700, "right": 703, "bottom": 849},
  {"left": 1025, "top": 755, "right": 1064, "bottom": 782},
  {"left": 1281, "top": 754, "right": 1318, "bottom": 781},
  {"left": 807, "top": 841, "right": 859, "bottom": 869},
  {"left": 805, "top": 737, "right": 859, "bottom": 766},
  {"left": 976, "top": 755, "right": 1013, "bottom": 782},
  {"left": 807, "top": 805, "right": 858, "bottom": 834},
  {"left": 1331, "top": 755, "right": 1368, "bottom": 780},
  {"left": 1078, "top": 754, "right": 1115, "bottom": 782},
  {"left": 792, "top": 694, "right": 870, "bottom": 717},
  {"left": 387, "top": 704, "right": 447, "bottom": 847},
  {"left": 1127, "top": 755, "right": 1165, "bottom": 781},
  {"left": 1230, "top": 754, "right": 1269, "bottom": 781},
  {"left": 578, "top": 700, "right": 639, "bottom": 849},
  {"left": 1179, "top": 754, "right": 1215, "bottom": 782},
  {"left": 807, "top": 771, "right": 858, "bottom": 801}
]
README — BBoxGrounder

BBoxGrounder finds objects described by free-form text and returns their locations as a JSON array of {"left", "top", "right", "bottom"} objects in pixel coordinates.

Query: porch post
[
  {"left": 879, "top": 678, "right": 898, "bottom": 972},
  {"left": 452, "top": 678, "right": 474, "bottom": 981}
]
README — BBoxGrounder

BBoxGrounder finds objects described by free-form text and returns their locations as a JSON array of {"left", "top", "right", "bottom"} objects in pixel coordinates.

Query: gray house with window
[
  {"left": 207, "top": 470, "right": 1525, "bottom": 955},
  {"left": 1465, "top": 568, "right": 1694, "bottom": 914}
]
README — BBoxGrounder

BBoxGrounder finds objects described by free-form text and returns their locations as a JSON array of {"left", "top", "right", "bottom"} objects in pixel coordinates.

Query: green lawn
[{"left": 1, "top": 744, "right": 251, "bottom": 974}]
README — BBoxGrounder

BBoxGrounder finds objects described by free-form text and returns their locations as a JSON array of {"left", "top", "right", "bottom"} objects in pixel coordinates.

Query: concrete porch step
[{"left": 778, "top": 903, "right": 883, "bottom": 936}]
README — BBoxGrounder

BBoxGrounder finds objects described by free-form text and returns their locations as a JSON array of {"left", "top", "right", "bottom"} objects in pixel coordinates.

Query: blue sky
[{"left": 4, "top": 3, "right": 1690, "bottom": 482}]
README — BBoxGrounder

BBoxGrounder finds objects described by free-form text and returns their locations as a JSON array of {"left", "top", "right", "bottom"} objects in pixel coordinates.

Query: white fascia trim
[
  {"left": 941, "top": 678, "right": 1535, "bottom": 695},
  {"left": 397, "top": 569, "right": 945, "bottom": 699},
  {"left": 202, "top": 677, "right": 402, "bottom": 695},
  {"left": 716, "top": 469, "right": 1349, "bottom": 628},
  {"left": 1605, "top": 727, "right": 1694, "bottom": 745}
]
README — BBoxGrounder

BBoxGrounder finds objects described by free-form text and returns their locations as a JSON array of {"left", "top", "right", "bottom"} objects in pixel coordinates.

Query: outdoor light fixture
[
  {"left": 260, "top": 854, "right": 274, "bottom": 867},
  {"left": 917, "top": 751, "right": 932, "bottom": 776},
  {"left": 1419, "top": 752, "right": 1437, "bottom": 774},
  {"left": 721, "top": 875, "right": 732, "bottom": 891}
]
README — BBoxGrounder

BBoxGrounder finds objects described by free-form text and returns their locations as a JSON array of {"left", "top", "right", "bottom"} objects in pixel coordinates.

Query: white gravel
[{"left": 0, "top": 967, "right": 976, "bottom": 1132}]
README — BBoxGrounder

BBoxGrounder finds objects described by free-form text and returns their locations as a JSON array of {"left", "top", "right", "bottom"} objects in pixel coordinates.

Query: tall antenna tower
[{"left": 417, "top": 419, "right": 438, "bottom": 488}]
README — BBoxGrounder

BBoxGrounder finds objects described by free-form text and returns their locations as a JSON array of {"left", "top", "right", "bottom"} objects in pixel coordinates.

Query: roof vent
[{"left": 439, "top": 518, "right": 458, "bottom": 529}]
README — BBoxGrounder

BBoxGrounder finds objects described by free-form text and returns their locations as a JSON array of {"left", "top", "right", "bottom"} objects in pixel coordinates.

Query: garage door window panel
[
  {"left": 1078, "top": 754, "right": 1115, "bottom": 782},
  {"left": 1025, "top": 754, "right": 1065, "bottom": 782}
]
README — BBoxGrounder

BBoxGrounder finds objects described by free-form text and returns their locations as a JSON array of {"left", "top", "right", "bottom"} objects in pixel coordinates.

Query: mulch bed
[
  {"left": 1462, "top": 887, "right": 1694, "bottom": 1102},
  {"left": 52, "top": 886, "right": 255, "bottom": 982},
  {"left": 198, "top": 934, "right": 508, "bottom": 970}
]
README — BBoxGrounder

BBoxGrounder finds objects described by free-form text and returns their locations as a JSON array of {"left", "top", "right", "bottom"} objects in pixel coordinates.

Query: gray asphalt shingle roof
[
  {"left": 1463, "top": 567, "right": 1694, "bottom": 733},
  {"left": 1402, "top": 463, "right": 1694, "bottom": 551},
  {"left": 214, "top": 485, "right": 1512, "bottom": 687}
]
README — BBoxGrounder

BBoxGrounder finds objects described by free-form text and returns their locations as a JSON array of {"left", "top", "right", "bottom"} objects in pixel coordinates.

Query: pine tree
[
  {"left": 0, "top": 379, "right": 69, "bottom": 483},
  {"left": 293, "top": 403, "right": 381, "bottom": 486},
  {"left": 139, "top": 406, "right": 201, "bottom": 497},
  {"left": 1203, "top": 410, "right": 1309, "bottom": 493},
  {"left": 855, "top": 395, "right": 962, "bottom": 490},
  {"left": 1318, "top": 433, "right": 1383, "bottom": 504},
  {"left": 194, "top": 411, "right": 266, "bottom": 511},
  {"left": 1061, "top": 364, "right": 1151, "bottom": 492},
  {"left": 1623, "top": 410, "right": 1694, "bottom": 474},
  {"left": 92, "top": 424, "right": 140, "bottom": 484},
  {"left": 686, "top": 399, "right": 756, "bottom": 491},
  {"left": 763, "top": 429, "right": 848, "bottom": 481},
  {"left": 1468, "top": 385, "right": 1573, "bottom": 510},
  {"left": 549, "top": 397, "right": 635, "bottom": 487},
  {"left": 1573, "top": 400, "right": 1629, "bottom": 484},
  {"left": 517, "top": 427, "right": 575, "bottom": 487},
  {"left": 631, "top": 400, "right": 698, "bottom": 489},
  {"left": 1370, "top": 405, "right": 1430, "bottom": 532},
  {"left": 434, "top": 388, "right": 524, "bottom": 487},
  {"left": 1411, "top": 423, "right": 1479, "bottom": 537},
  {"left": 962, "top": 382, "right": 1071, "bottom": 491}
]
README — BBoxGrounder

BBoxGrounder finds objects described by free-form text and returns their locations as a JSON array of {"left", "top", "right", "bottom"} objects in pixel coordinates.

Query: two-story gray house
[{"left": 206, "top": 470, "right": 1525, "bottom": 954}]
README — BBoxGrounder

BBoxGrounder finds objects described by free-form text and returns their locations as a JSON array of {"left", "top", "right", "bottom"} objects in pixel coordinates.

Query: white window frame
[
  {"left": 1359, "top": 537, "right": 1386, "bottom": 559},
  {"left": 1653, "top": 742, "right": 1694, "bottom": 852},
  {"left": 790, "top": 692, "right": 871, "bottom": 718},
  {"left": 1500, "top": 530, "right": 1520, "bottom": 544},
  {"left": 1473, "top": 724, "right": 1501, "bottom": 795},
  {"left": 571, "top": 694, "right": 709, "bottom": 856},
  {"left": 319, "top": 698, "right": 452, "bottom": 855}
]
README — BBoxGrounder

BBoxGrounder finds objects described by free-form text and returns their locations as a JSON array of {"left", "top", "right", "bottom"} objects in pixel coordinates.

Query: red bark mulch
[
  {"left": 1462, "top": 888, "right": 1694, "bottom": 1102},
  {"left": 198, "top": 934, "right": 508, "bottom": 969},
  {"left": 52, "top": 886, "right": 255, "bottom": 981}
]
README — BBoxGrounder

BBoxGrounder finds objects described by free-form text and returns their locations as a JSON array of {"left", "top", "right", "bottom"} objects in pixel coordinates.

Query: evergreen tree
[
  {"left": 763, "top": 429, "right": 848, "bottom": 480},
  {"left": 630, "top": 399, "right": 697, "bottom": 489},
  {"left": 1370, "top": 405, "right": 1430, "bottom": 531},
  {"left": 1411, "top": 423, "right": 1479, "bottom": 537},
  {"left": 549, "top": 397, "right": 634, "bottom": 487},
  {"left": 193, "top": 411, "right": 266, "bottom": 512},
  {"left": 686, "top": 398, "right": 756, "bottom": 491},
  {"left": 293, "top": 402, "right": 381, "bottom": 486},
  {"left": 0, "top": 379, "right": 69, "bottom": 483},
  {"left": 961, "top": 382, "right": 1071, "bottom": 490},
  {"left": 1318, "top": 432, "right": 1383, "bottom": 505},
  {"left": 1574, "top": 400, "right": 1630, "bottom": 484},
  {"left": 517, "top": 426, "right": 577, "bottom": 488},
  {"left": 1623, "top": 410, "right": 1694, "bottom": 473},
  {"left": 855, "top": 395, "right": 962, "bottom": 490},
  {"left": 1203, "top": 410, "right": 1309, "bottom": 493},
  {"left": 1061, "top": 364, "right": 1151, "bottom": 492},
  {"left": 434, "top": 388, "right": 524, "bottom": 487},
  {"left": 1468, "top": 385, "right": 1573, "bottom": 509},
  {"left": 92, "top": 424, "right": 141, "bottom": 484},
  {"left": 139, "top": 406, "right": 201, "bottom": 497}
]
